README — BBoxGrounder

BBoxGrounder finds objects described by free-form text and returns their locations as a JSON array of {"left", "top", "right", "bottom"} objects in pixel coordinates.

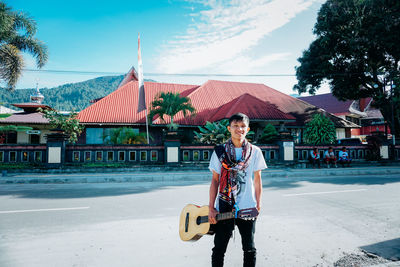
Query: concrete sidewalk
[{"left": 1, "top": 166, "right": 400, "bottom": 184}]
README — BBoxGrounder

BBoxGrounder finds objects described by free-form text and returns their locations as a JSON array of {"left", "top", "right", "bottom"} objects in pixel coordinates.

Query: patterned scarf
[{"left": 215, "top": 138, "right": 252, "bottom": 211}]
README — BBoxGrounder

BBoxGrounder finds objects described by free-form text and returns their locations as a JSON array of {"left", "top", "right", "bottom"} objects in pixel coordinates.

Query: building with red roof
[
  {"left": 0, "top": 88, "right": 55, "bottom": 144},
  {"left": 77, "top": 75, "right": 358, "bottom": 144},
  {"left": 298, "top": 93, "right": 387, "bottom": 140}
]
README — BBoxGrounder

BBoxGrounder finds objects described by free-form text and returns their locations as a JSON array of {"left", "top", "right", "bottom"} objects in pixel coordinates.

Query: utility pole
[{"left": 390, "top": 80, "right": 396, "bottom": 146}]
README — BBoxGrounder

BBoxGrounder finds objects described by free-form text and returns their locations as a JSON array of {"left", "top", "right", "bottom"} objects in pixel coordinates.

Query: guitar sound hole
[{"left": 196, "top": 216, "right": 201, "bottom": 225}]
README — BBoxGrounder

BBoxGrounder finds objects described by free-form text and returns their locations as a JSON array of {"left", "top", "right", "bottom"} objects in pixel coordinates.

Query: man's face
[{"left": 227, "top": 120, "right": 250, "bottom": 140}]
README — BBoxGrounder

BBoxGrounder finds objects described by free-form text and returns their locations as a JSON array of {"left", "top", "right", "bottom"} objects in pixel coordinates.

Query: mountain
[{"left": 0, "top": 75, "right": 155, "bottom": 111}]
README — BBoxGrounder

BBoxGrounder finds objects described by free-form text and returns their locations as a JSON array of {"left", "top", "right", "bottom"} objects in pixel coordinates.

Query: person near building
[
  {"left": 324, "top": 147, "right": 337, "bottom": 168},
  {"left": 208, "top": 113, "right": 267, "bottom": 267}
]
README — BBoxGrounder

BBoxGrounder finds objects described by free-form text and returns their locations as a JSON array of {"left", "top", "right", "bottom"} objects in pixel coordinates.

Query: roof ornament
[{"left": 30, "top": 80, "right": 44, "bottom": 104}]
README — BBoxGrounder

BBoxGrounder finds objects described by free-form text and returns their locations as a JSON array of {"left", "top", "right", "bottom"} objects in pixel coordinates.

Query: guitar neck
[{"left": 216, "top": 211, "right": 235, "bottom": 221}]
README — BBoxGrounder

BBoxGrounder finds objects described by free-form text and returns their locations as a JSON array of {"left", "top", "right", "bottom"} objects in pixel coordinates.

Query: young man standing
[{"left": 208, "top": 113, "right": 267, "bottom": 267}]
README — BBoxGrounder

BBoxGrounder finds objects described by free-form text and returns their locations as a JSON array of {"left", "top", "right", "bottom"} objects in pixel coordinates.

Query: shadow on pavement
[
  {"left": 360, "top": 238, "right": 400, "bottom": 261},
  {"left": 0, "top": 181, "right": 209, "bottom": 199},
  {"left": 263, "top": 175, "right": 400, "bottom": 190}
]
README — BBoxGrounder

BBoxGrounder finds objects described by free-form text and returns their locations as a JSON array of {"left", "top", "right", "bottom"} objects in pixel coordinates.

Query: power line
[{"left": 23, "top": 68, "right": 296, "bottom": 77}]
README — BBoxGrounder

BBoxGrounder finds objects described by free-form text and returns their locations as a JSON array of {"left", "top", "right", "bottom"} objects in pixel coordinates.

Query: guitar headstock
[{"left": 237, "top": 208, "right": 259, "bottom": 219}]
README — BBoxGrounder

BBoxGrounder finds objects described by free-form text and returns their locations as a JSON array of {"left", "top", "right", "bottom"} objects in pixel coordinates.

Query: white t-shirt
[
  {"left": 339, "top": 150, "right": 349, "bottom": 159},
  {"left": 208, "top": 145, "right": 267, "bottom": 211}
]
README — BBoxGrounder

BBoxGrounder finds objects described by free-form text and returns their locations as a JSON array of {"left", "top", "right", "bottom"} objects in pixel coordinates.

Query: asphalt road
[{"left": 0, "top": 173, "right": 399, "bottom": 267}]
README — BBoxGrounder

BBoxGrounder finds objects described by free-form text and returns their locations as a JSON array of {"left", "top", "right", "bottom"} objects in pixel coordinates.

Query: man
[
  {"left": 338, "top": 146, "right": 352, "bottom": 167},
  {"left": 309, "top": 147, "right": 321, "bottom": 168},
  {"left": 324, "top": 147, "right": 337, "bottom": 168},
  {"left": 208, "top": 113, "right": 267, "bottom": 267}
]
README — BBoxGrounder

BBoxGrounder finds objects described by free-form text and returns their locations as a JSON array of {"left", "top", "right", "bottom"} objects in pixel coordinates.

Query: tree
[
  {"left": 294, "top": 0, "right": 400, "bottom": 138},
  {"left": 102, "top": 127, "right": 151, "bottom": 144},
  {"left": 257, "top": 124, "right": 279, "bottom": 144},
  {"left": 148, "top": 92, "right": 196, "bottom": 130},
  {"left": 303, "top": 114, "right": 336, "bottom": 145},
  {"left": 194, "top": 119, "right": 255, "bottom": 144},
  {"left": 194, "top": 120, "right": 231, "bottom": 145},
  {"left": 39, "top": 108, "right": 84, "bottom": 144},
  {"left": 0, "top": 2, "right": 48, "bottom": 89}
]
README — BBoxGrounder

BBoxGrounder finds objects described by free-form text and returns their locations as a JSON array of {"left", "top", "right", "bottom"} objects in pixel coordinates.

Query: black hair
[
  {"left": 229, "top": 113, "right": 249, "bottom": 126},
  {"left": 328, "top": 146, "right": 332, "bottom": 150}
]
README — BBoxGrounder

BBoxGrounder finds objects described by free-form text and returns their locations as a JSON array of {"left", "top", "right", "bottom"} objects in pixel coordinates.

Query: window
[
  {"left": 107, "top": 151, "right": 114, "bottom": 161},
  {"left": 96, "top": 151, "right": 103, "bottom": 161},
  {"left": 30, "top": 134, "right": 40, "bottom": 144},
  {"left": 319, "top": 150, "right": 324, "bottom": 159},
  {"left": 6, "top": 131, "right": 17, "bottom": 144},
  {"left": 193, "top": 150, "right": 200, "bottom": 161},
  {"left": 295, "top": 150, "right": 300, "bottom": 159},
  {"left": 84, "top": 151, "right": 91, "bottom": 162},
  {"left": 358, "top": 150, "right": 364, "bottom": 159},
  {"left": 182, "top": 150, "right": 189, "bottom": 161},
  {"left": 73, "top": 151, "right": 80, "bottom": 162},
  {"left": 22, "top": 151, "right": 29, "bottom": 162},
  {"left": 140, "top": 151, "right": 147, "bottom": 161},
  {"left": 129, "top": 151, "right": 136, "bottom": 161},
  {"left": 203, "top": 151, "right": 210, "bottom": 160},
  {"left": 86, "top": 128, "right": 104, "bottom": 144},
  {"left": 151, "top": 151, "right": 158, "bottom": 161},
  {"left": 269, "top": 150, "right": 275, "bottom": 160},
  {"left": 0, "top": 151, "right": 3, "bottom": 162},
  {"left": 9, "top": 151, "right": 17, "bottom": 162},
  {"left": 350, "top": 150, "right": 356, "bottom": 159},
  {"left": 118, "top": 151, "right": 125, "bottom": 161},
  {"left": 302, "top": 150, "right": 308, "bottom": 160},
  {"left": 34, "top": 151, "right": 42, "bottom": 162}
]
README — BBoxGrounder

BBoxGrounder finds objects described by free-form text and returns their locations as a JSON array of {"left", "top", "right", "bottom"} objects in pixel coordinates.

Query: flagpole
[
  {"left": 145, "top": 109, "right": 149, "bottom": 144},
  {"left": 137, "top": 33, "right": 149, "bottom": 144}
]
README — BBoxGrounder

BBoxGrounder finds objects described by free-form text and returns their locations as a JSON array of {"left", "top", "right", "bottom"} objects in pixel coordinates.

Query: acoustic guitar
[{"left": 179, "top": 204, "right": 259, "bottom": 242}]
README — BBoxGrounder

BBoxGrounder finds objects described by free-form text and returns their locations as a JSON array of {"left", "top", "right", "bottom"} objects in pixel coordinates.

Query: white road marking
[
  {"left": 0, "top": 206, "right": 90, "bottom": 214},
  {"left": 283, "top": 189, "right": 368, "bottom": 197}
]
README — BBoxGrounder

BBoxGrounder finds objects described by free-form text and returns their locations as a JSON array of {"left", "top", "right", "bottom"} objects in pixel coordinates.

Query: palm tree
[
  {"left": 0, "top": 3, "right": 48, "bottom": 90},
  {"left": 148, "top": 92, "right": 196, "bottom": 130}
]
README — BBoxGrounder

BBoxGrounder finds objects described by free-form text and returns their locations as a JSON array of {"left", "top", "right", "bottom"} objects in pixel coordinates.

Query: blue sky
[{"left": 6, "top": 0, "right": 329, "bottom": 95}]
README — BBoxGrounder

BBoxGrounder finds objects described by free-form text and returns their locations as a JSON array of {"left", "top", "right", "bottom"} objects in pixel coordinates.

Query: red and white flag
[{"left": 137, "top": 33, "right": 146, "bottom": 113}]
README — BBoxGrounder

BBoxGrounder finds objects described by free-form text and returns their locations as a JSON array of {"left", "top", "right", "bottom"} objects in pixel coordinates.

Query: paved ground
[{"left": 0, "top": 171, "right": 399, "bottom": 266}]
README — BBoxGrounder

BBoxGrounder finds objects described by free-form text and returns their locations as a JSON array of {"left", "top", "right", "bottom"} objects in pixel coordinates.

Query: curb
[{"left": 1, "top": 167, "right": 400, "bottom": 184}]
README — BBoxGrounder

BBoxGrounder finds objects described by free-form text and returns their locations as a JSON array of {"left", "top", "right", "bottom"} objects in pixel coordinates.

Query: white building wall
[
  {"left": 17, "top": 132, "right": 29, "bottom": 144},
  {"left": 336, "top": 128, "right": 346, "bottom": 140}
]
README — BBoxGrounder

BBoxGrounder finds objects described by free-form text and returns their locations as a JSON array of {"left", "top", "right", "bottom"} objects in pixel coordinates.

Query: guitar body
[
  {"left": 179, "top": 204, "right": 211, "bottom": 241},
  {"left": 179, "top": 204, "right": 258, "bottom": 242}
]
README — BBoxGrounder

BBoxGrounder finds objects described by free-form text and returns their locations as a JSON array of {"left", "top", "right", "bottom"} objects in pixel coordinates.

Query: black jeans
[{"left": 211, "top": 218, "right": 256, "bottom": 267}]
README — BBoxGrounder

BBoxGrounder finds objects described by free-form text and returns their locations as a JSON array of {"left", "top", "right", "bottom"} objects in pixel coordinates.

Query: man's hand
[{"left": 208, "top": 207, "right": 218, "bottom": 224}]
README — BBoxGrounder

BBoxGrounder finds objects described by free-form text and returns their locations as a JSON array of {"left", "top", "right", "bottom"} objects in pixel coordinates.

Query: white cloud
[{"left": 157, "top": 0, "right": 315, "bottom": 74}]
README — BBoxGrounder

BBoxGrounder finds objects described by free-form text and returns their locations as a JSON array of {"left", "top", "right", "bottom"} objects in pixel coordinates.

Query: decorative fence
[
  {"left": 66, "top": 145, "right": 165, "bottom": 164},
  {"left": 1, "top": 143, "right": 400, "bottom": 165},
  {"left": 0, "top": 144, "right": 47, "bottom": 164}
]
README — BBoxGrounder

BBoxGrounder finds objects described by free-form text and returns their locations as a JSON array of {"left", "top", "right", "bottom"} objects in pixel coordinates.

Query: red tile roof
[
  {"left": 78, "top": 81, "right": 199, "bottom": 124},
  {"left": 199, "top": 93, "right": 295, "bottom": 123},
  {"left": 0, "top": 112, "right": 49, "bottom": 124},
  {"left": 78, "top": 79, "right": 357, "bottom": 128}
]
